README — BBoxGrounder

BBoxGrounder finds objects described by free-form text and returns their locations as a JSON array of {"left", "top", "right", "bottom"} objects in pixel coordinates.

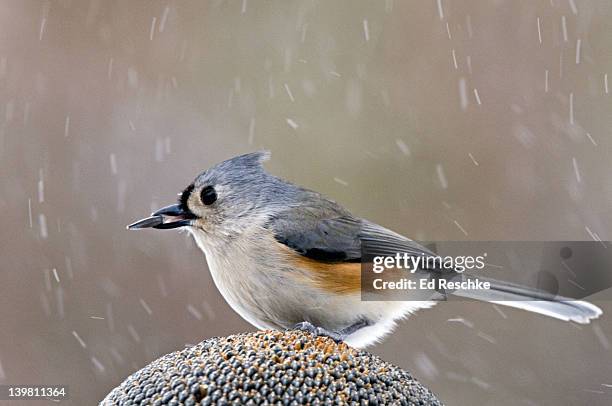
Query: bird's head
[{"left": 128, "top": 151, "right": 293, "bottom": 244}]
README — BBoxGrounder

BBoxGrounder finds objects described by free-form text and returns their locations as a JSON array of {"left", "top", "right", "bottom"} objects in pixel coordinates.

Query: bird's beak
[{"left": 127, "top": 204, "right": 196, "bottom": 230}]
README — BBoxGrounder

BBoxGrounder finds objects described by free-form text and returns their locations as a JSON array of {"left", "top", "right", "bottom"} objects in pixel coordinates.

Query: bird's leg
[
  {"left": 292, "top": 321, "right": 344, "bottom": 342},
  {"left": 293, "top": 319, "right": 371, "bottom": 343},
  {"left": 337, "top": 319, "right": 371, "bottom": 336}
]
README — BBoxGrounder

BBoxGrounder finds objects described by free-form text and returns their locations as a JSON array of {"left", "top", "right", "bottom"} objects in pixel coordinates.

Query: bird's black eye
[{"left": 200, "top": 186, "right": 217, "bottom": 205}]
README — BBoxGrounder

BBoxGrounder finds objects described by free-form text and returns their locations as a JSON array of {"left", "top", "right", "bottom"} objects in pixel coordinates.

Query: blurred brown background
[{"left": 1, "top": 0, "right": 611, "bottom": 405}]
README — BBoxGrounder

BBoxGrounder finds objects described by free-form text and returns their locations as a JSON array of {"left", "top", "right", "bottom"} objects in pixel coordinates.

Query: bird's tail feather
[{"left": 450, "top": 276, "right": 602, "bottom": 324}]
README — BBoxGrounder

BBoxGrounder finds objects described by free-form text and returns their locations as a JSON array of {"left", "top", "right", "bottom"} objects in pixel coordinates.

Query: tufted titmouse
[{"left": 128, "top": 152, "right": 601, "bottom": 348}]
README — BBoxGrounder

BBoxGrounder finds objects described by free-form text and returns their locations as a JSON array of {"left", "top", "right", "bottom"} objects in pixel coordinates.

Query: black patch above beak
[{"left": 127, "top": 204, "right": 197, "bottom": 230}]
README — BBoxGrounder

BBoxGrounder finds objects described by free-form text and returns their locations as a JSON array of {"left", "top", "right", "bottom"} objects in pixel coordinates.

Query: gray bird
[{"left": 128, "top": 152, "right": 602, "bottom": 348}]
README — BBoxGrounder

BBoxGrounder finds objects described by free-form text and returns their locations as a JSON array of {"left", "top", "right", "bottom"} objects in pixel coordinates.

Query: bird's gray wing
[
  {"left": 358, "top": 220, "right": 437, "bottom": 260},
  {"left": 267, "top": 204, "right": 435, "bottom": 263}
]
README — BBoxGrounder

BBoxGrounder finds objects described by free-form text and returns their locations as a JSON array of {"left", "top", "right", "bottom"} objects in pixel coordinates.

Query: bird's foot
[{"left": 293, "top": 321, "right": 344, "bottom": 343}]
